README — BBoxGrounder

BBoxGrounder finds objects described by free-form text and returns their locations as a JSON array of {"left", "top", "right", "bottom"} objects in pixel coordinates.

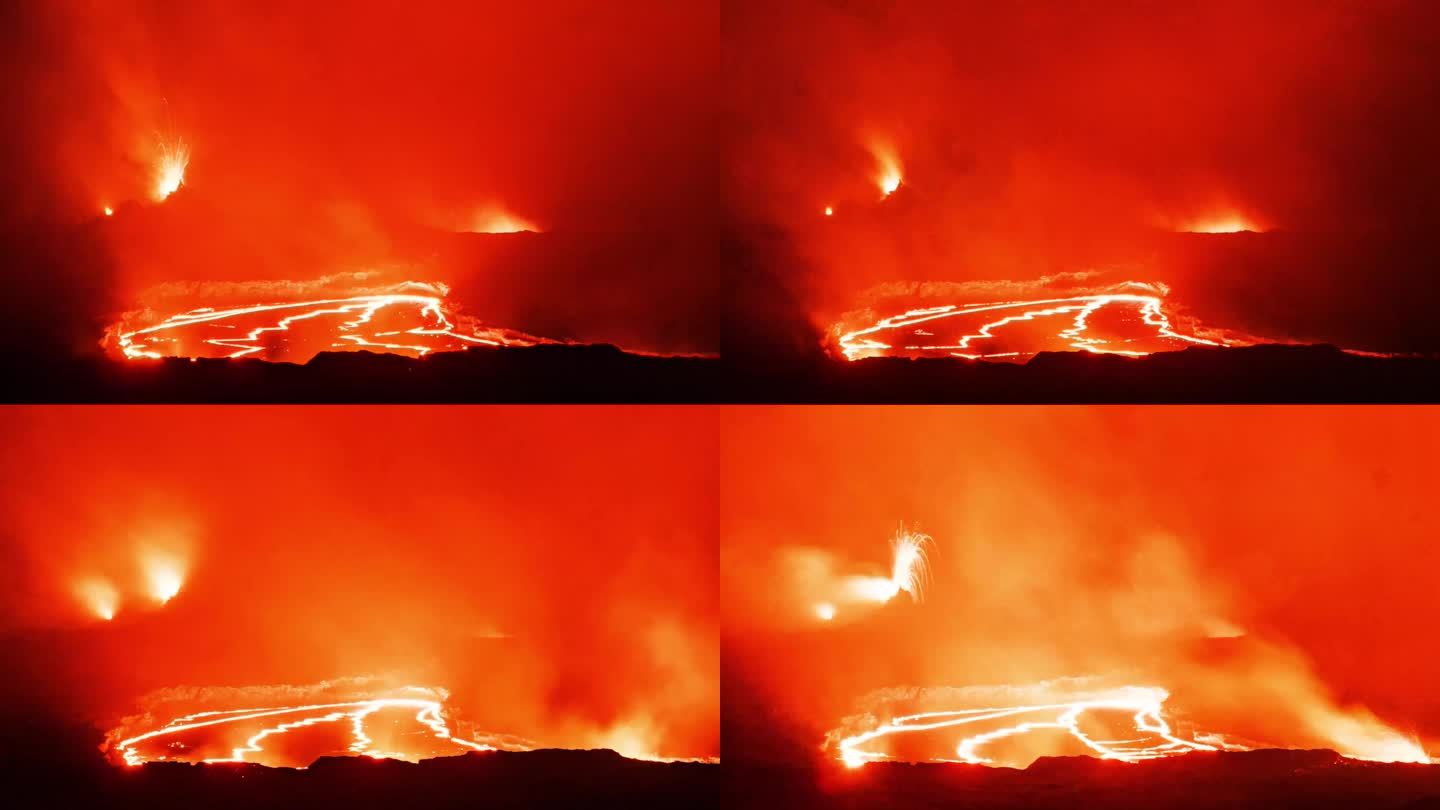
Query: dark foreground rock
[
  {"left": 3, "top": 342, "right": 1439, "bottom": 402},
  {"left": 727, "top": 750, "right": 1440, "bottom": 810},
  {"left": 2, "top": 748, "right": 718, "bottom": 810},
  {"left": 731, "top": 343, "right": 1440, "bottom": 403}
]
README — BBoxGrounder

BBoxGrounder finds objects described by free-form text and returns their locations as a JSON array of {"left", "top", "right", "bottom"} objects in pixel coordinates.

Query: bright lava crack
[
  {"left": 837, "top": 294, "right": 1228, "bottom": 361},
  {"left": 115, "top": 698, "right": 494, "bottom": 767},
  {"left": 115, "top": 294, "right": 533, "bottom": 361}
]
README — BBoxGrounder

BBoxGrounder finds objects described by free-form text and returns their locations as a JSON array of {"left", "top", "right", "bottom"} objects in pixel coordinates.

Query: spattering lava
[
  {"left": 813, "top": 528, "right": 931, "bottom": 623},
  {"left": 153, "top": 138, "right": 189, "bottom": 202},
  {"left": 835, "top": 687, "right": 1222, "bottom": 769},
  {"left": 837, "top": 293, "right": 1235, "bottom": 361},
  {"left": 115, "top": 698, "right": 496, "bottom": 768},
  {"left": 113, "top": 294, "right": 542, "bottom": 362}
]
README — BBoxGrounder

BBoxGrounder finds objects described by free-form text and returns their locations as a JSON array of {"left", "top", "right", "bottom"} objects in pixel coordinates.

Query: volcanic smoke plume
[
  {"left": 0, "top": 407, "right": 718, "bottom": 768},
  {"left": 721, "top": 408, "right": 1440, "bottom": 769},
  {"left": 725, "top": 0, "right": 1440, "bottom": 359},
  {"left": 0, "top": 0, "right": 718, "bottom": 365}
]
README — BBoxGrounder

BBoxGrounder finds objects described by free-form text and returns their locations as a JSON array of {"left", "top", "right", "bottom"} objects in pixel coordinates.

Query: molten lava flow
[
  {"left": 115, "top": 698, "right": 497, "bottom": 768},
  {"left": 835, "top": 686, "right": 1221, "bottom": 769},
  {"left": 113, "top": 294, "right": 542, "bottom": 362},
  {"left": 153, "top": 137, "right": 189, "bottom": 202},
  {"left": 837, "top": 293, "right": 1234, "bottom": 361}
]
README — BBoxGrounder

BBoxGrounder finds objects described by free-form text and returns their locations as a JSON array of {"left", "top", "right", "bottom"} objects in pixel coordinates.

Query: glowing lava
[
  {"left": 115, "top": 698, "right": 496, "bottom": 768},
  {"left": 113, "top": 294, "right": 542, "bottom": 362},
  {"left": 466, "top": 205, "right": 540, "bottom": 234},
  {"left": 887, "top": 528, "right": 930, "bottom": 602},
  {"left": 815, "top": 527, "right": 931, "bottom": 622},
  {"left": 153, "top": 138, "right": 189, "bottom": 202},
  {"left": 103, "top": 205, "right": 114, "bottom": 217},
  {"left": 1182, "top": 216, "right": 1259, "bottom": 234},
  {"left": 869, "top": 140, "right": 902, "bottom": 199},
  {"left": 141, "top": 552, "right": 184, "bottom": 604},
  {"left": 837, "top": 293, "right": 1234, "bottom": 361},
  {"left": 835, "top": 686, "right": 1221, "bottom": 769},
  {"left": 75, "top": 577, "right": 119, "bottom": 621}
]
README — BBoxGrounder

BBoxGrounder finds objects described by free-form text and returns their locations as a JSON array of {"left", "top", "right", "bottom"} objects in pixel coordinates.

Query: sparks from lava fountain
[
  {"left": 817, "top": 527, "right": 932, "bottom": 621},
  {"left": 115, "top": 698, "right": 495, "bottom": 767},
  {"left": 115, "top": 294, "right": 536, "bottom": 361},
  {"left": 153, "top": 136, "right": 189, "bottom": 202},
  {"left": 887, "top": 528, "right": 931, "bottom": 602},
  {"left": 837, "top": 294, "right": 1230, "bottom": 361},
  {"left": 836, "top": 686, "right": 1221, "bottom": 769}
]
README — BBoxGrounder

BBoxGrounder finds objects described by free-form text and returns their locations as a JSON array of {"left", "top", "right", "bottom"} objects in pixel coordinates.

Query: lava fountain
[
  {"left": 153, "top": 137, "right": 189, "bottom": 202},
  {"left": 74, "top": 577, "right": 119, "bottom": 621},
  {"left": 870, "top": 140, "right": 903, "bottom": 199},
  {"left": 809, "top": 527, "right": 932, "bottom": 624}
]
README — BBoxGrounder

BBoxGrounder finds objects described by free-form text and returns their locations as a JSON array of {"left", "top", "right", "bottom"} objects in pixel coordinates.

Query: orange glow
[
  {"left": 465, "top": 204, "right": 541, "bottom": 234},
  {"left": 74, "top": 577, "right": 119, "bottom": 621},
  {"left": 868, "top": 139, "right": 902, "bottom": 199},
  {"left": 152, "top": 137, "right": 189, "bottom": 202},
  {"left": 140, "top": 550, "right": 184, "bottom": 604},
  {"left": 815, "top": 602, "right": 836, "bottom": 621},
  {"left": 836, "top": 293, "right": 1231, "bottom": 361},
  {"left": 112, "top": 293, "right": 545, "bottom": 362},
  {"left": 103, "top": 205, "right": 114, "bottom": 217},
  {"left": 1181, "top": 216, "right": 1261, "bottom": 234},
  {"left": 824, "top": 206, "right": 834, "bottom": 217}
]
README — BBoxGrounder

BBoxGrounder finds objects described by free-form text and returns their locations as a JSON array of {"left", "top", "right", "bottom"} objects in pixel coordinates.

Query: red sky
[{"left": 0, "top": 406, "right": 718, "bottom": 762}]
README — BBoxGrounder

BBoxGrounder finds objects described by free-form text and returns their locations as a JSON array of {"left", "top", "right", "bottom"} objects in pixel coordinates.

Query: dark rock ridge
[
  {"left": 9, "top": 748, "right": 718, "bottom": 810},
  {"left": 726, "top": 749, "right": 1440, "bottom": 810},
  {"left": 4, "top": 342, "right": 1440, "bottom": 403}
]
